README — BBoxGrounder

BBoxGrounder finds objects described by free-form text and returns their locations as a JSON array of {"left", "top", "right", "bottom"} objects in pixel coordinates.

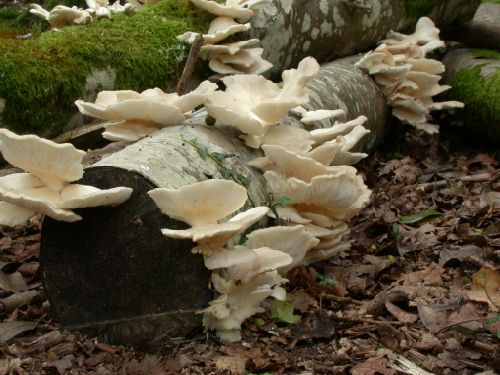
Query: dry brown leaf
[
  {"left": 0, "top": 270, "right": 28, "bottom": 292},
  {"left": 351, "top": 356, "right": 397, "bottom": 375},
  {"left": 0, "top": 321, "right": 37, "bottom": 344},
  {"left": 385, "top": 300, "right": 418, "bottom": 323},
  {"left": 466, "top": 266, "right": 500, "bottom": 311},
  {"left": 288, "top": 289, "right": 318, "bottom": 313}
]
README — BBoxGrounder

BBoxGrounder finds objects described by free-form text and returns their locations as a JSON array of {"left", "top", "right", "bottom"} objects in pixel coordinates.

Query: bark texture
[
  {"left": 441, "top": 48, "right": 499, "bottom": 146},
  {"left": 248, "top": 0, "right": 481, "bottom": 77},
  {"left": 40, "top": 58, "right": 388, "bottom": 347}
]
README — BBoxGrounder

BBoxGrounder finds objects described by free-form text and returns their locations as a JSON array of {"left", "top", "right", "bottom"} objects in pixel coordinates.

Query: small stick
[
  {"left": 409, "top": 172, "right": 497, "bottom": 193},
  {"left": 176, "top": 34, "right": 204, "bottom": 95}
]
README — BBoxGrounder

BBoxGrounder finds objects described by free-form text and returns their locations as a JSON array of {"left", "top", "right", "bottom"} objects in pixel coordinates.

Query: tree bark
[
  {"left": 40, "top": 57, "right": 388, "bottom": 347},
  {"left": 248, "top": 0, "right": 480, "bottom": 77},
  {"left": 441, "top": 48, "right": 500, "bottom": 146}
]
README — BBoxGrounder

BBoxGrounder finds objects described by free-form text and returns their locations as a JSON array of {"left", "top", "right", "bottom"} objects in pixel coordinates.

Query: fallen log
[
  {"left": 0, "top": 0, "right": 479, "bottom": 136},
  {"left": 248, "top": 0, "right": 480, "bottom": 77},
  {"left": 441, "top": 48, "right": 500, "bottom": 146},
  {"left": 40, "top": 57, "right": 388, "bottom": 347}
]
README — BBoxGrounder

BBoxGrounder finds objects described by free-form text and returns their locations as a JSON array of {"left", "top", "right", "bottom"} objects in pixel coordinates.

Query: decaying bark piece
[
  {"left": 248, "top": 0, "right": 480, "bottom": 77},
  {"left": 40, "top": 57, "right": 388, "bottom": 347}
]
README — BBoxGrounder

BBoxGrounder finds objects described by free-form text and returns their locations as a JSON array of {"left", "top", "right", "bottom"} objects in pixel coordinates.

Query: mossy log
[
  {"left": 248, "top": 0, "right": 480, "bottom": 77},
  {"left": 40, "top": 57, "right": 388, "bottom": 347},
  {"left": 441, "top": 48, "right": 500, "bottom": 146},
  {"left": 0, "top": 0, "right": 479, "bottom": 137}
]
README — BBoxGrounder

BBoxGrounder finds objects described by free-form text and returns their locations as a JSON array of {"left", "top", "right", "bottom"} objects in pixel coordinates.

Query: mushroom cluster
[
  {"left": 75, "top": 80, "right": 218, "bottom": 142},
  {"left": 149, "top": 179, "right": 292, "bottom": 343},
  {"left": 30, "top": 0, "right": 136, "bottom": 28},
  {"left": 178, "top": 0, "right": 272, "bottom": 75},
  {"left": 205, "top": 56, "right": 321, "bottom": 148},
  {"left": 249, "top": 116, "right": 372, "bottom": 266},
  {"left": 355, "top": 17, "right": 464, "bottom": 134},
  {"left": 0, "top": 128, "right": 132, "bottom": 226}
]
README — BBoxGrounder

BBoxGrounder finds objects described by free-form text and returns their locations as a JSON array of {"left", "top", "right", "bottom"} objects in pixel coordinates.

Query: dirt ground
[{"left": 0, "top": 123, "right": 498, "bottom": 374}]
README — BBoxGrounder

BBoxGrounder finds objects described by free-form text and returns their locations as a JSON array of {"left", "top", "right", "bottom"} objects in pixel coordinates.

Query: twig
[
  {"left": 336, "top": 316, "right": 404, "bottom": 326},
  {"left": 410, "top": 172, "right": 498, "bottom": 193},
  {"left": 176, "top": 34, "right": 204, "bottom": 95}
]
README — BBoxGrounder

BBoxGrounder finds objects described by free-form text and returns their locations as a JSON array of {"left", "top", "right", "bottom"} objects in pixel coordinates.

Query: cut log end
[{"left": 40, "top": 167, "right": 212, "bottom": 348}]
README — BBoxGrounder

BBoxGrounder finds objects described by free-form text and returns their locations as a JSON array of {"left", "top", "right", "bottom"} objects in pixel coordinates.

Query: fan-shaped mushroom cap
[
  {"left": 385, "top": 17, "right": 441, "bottom": 45},
  {"left": 264, "top": 170, "right": 371, "bottom": 220},
  {"left": 101, "top": 120, "right": 160, "bottom": 142},
  {"left": 190, "top": 0, "right": 254, "bottom": 22},
  {"left": 310, "top": 116, "right": 367, "bottom": 145},
  {"left": 0, "top": 201, "right": 36, "bottom": 227},
  {"left": 148, "top": 179, "right": 248, "bottom": 227},
  {"left": 60, "top": 184, "right": 132, "bottom": 208},
  {"left": 29, "top": 4, "right": 50, "bottom": 20},
  {"left": 209, "top": 48, "right": 273, "bottom": 75},
  {"left": 204, "top": 248, "right": 258, "bottom": 270},
  {"left": 407, "top": 58, "right": 445, "bottom": 75},
  {"left": 47, "top": 5, "right": 90, "bottom": 27},
  {"left": 268, "top": 206, "right": 311, "bottom": 224},
  {"left": 201, "top": 39, "right": 260, "bottom": 59},
  {"left": 0, "top": 129, "right": 85, "bottom": 192},
  {"left": 300, "top": 243, "right": 351, "bottom": 267},
  {"left": 262, "top": 126, "right": 315, "bottom": 154},
  {"left": 300, "top": 109, "right": 346, "bottom": 124},
  {"left": 227, "top": 247, "right": 292, "bottom": 282},
  {"left": 178, "top": 17, "right": 251, "bottom": 45},
  {"left": 202, "top": 270, "right": 286, "bottom": 343},
  {"left": 238, "top": 225, "right": 319, "bottom": 272}
]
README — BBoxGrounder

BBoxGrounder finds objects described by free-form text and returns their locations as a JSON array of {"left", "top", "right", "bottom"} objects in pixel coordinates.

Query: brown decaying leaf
[
  {"left": 466, "top": 266, "right": 500, "bottom": 311},
  {"left": 0, "top": 321, "right": 37, "bottom": 343},
  {"left": 351, "top": 356, "right": 397, "bottom": 375}
]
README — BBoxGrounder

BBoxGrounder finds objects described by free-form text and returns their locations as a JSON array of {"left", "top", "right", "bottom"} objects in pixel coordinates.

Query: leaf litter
[{"left": 0, "top": 125, "right": 498, "bottom": 374}]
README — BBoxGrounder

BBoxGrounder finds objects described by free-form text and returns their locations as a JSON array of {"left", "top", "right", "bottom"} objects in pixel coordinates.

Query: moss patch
[
  {"left": 0, "top": 0, "right": 212, "bottom": 136},
  {"left": 450, "top": 62, "right": 500, "bottom": 141},
  {"left": 471, "top": 49, "right": 500, "bottom": 60},
  {"left": 404, "top": 0, "right": 443, "bottom": 17}
]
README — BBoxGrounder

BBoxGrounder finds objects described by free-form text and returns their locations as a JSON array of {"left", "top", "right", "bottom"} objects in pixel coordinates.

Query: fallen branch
[
  {"left": 413, "top": 172, "right": 498, "bottom": 193},
  {"left": 176, "top": 34, "right": 204, "bottom": 96}
]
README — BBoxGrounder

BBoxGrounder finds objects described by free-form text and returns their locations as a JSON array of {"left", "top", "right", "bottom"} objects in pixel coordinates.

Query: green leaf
[
  {"left": 273, "top": 196, "right": 292, "bottom": 208},
  {"left": 400, "top": 208, "right": 444, "bottom": 224},
  {"left": 316, "top": 272, "right": 337, "bottom": 286},
  {"left": 271, "top": 300, "right": 301, "bottom": 324},
  {"left": 210, "top": 152, "right": 228, "bottom": 163},
  {"left": 385, "top": 152, "right": 405, "bottom": 160},
  {"left": 218, "top": 166, "right": 231, "bottom": 180},
  {"left": 196, "top": 144, "right": 209, "bottom": 160},
  {"left": 235, "top": 174, "right": 251, "bottom": 188},
  {"left": 253, "top": 317, "right": 266, "bottom": 327},
  {"left": 391, "top": 223, "right": 400, "bottom": 238}
]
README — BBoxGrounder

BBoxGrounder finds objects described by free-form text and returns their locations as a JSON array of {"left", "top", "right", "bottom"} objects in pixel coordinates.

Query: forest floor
[{"left": 0, "top": 124, "right": 498, "bottom": 374}]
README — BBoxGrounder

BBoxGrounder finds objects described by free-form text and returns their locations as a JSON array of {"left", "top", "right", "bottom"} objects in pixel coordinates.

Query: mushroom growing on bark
[
  {"left": 0, "top": 129, "right": 132, "bottom": 225},
  {"left": 75, "top": 80, "right": 218, "bottom": 142}
]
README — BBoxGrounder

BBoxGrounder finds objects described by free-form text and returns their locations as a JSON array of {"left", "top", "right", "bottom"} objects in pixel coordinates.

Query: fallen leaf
[
  {"left": 271, "top": 300, "right": 301, "bottom": 324},
  {"left": 45, "top": 354, "right": 74, "bottom": 375},
  {"left": 0, "top": 321, "right": 37, "bottom": 343},
  {"left": 0, "top": 271, "right": 28, "bottom": 292},
  {"left": 466, "top": 266, "right": 500, "bottom": 311},
  {"left": 400, "top": 208, "right": 444, "bottom": 224},
  {"left": 385, "top": 300, "right": 418, "bottom": 323},
  {"left": 439, "top": 245, "right": 483, "bottom": 266},
  {"left": 351, "top": 356, "right": 397, "bottom": 375},
  {"left": 288, "top": 289, "right": 317, "bottom": 313}
]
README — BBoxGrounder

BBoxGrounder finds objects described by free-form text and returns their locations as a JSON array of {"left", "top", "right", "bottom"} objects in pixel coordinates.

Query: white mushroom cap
[
  {"left": 300, "top": 243, "right": 351, "bottom": 267},
  {"left": 178, "top": 206, "right": 269, "bottom": 252},
  {"left": 238, "top": 225, "right": 319, "bottom": 272},
  {"left": 59, "top": 184, "right": 132, "bottom": 208},
  {"left": 101, "top": 120, "right": 160, "bottom": 142},
  {"left": 148, "top": 179, "right": 248, "bottom": 227},
  {"left": 209, "top": 48, "right": 273, "bottom": 75},
  {"left": 300, "top": 109, "right": 347, "bottom": 124},
  {"left": 190, "top": 0, "right": 254, "bottom": 22},
  {"left": 264, "top": 170, "right": 371, "bottom": 220},
  {"left": 204, "top": 248, "right": 258, "bottom": 270},
  {"left": 177, "top": 17, "right": 251, "bottom": 45},
  {"left": 310, "top": 116, "right": 367, "bottom": 145},
  {"left": 29, "top": 4, "right": 50, "bottom": 20},
  {"left": 201, "top": 39, "right": 260, "bottom": 59},
  {"left": 0, "top": 128, "right": 85, "bottom": 192},
  {"left": 385, "top": 17, "right": 441, "bottom": 45},
  {"left": 202, "top": 270, "right": 286, "bottom": 343},
  {"left": 226, "top": 247, "right": 292, "bottom": 282},
  {"left": 0, "top": 172, "right": 133, "bottom": 223},
  {"left": 261, "top": 125, "right": 315, "bottom": 154},
  {"left": 47, "top": 5, "right": 90, "bottom": 28},
  {"left": 268, "top": 206, "right": 311, "bottom": 224},
  {"left": 0, "top": 201, "right": 36, "bottom": 227}
]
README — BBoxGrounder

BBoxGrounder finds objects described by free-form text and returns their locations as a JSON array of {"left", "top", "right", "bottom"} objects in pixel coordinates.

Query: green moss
[
  {"left": 404, "top": 0, "right": 443, "bottom": 17},
  {"left": 482, "top": 0, "right": 500, "bottom": 4},
  {"left": 0, "top": 0, "right": 212, "bottom": 136},
  {"left": 450, "top": 63, "right": 500, "bottom": 141},
  {"left": 471, "top": 49, "right": 500, "bottom": 60}
]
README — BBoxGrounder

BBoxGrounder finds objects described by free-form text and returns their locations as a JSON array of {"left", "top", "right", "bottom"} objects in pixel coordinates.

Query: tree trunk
[
  {"left": 248, "top": 0, "right": 480, "bottom": 77},
  {"left": 40, "top": 57, "right": 388, "bottom": 347},
  {"left": 0, "top": 0, "right": 479, "bottom": 136},
  {"left": 441, "top": 48, "right": 499, "bottom": 146}
]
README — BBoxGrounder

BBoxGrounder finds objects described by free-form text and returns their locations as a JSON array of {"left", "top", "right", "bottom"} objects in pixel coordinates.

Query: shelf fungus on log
[{"left": 39, "top": 56, "right": 388, "bottom": 347}]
